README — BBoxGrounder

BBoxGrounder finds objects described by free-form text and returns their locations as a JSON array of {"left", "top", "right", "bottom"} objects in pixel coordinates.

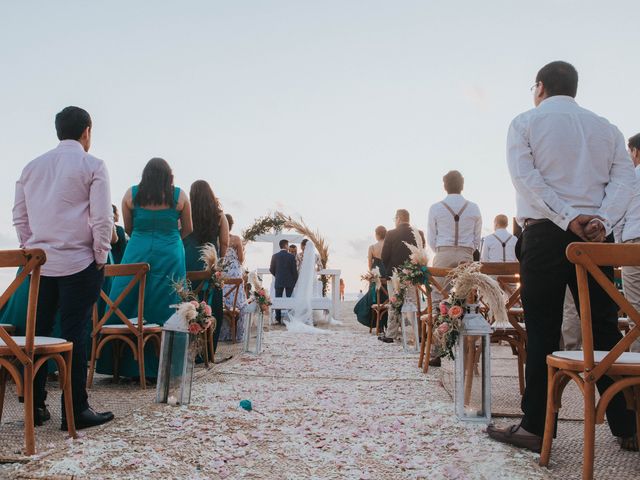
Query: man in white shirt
[
  {"left": 13, "top": 107, "right": 115, "bottom": 430},
  {"left": 480, "top": 215, "right": 517, "bottom": 262},
  {"left": 487, "top": 61, "right": 637, "bottom": 452},
  {"left": 617, "top": 133, "right": 640, "bottom": 352},
  {"left": 428, "top": 170, "right": 482, "bottom": 267},
  {"left": 426, "top": 171, "right": 481, "bottom": 366}
]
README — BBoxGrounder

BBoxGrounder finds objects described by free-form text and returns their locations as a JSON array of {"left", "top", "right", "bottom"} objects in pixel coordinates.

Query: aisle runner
[{"left": 15, "top": 328, "right": 549, "bottom": 479}]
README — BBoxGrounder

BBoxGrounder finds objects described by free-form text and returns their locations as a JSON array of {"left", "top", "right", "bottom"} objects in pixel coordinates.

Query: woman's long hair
[
  {"left": 190, "top": 180, "right": 222, "bottom": 244},
  {"left": 135, "top": 158, "right": 175, "bottom": 207}
]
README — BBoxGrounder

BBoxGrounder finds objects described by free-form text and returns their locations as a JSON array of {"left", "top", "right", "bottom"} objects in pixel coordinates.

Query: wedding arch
[
  {"left": 242, "top": 211, "right": 337, "bottom": 304},
  {"left": 242, "top": 212, "right": 329, "bottom": 269}
]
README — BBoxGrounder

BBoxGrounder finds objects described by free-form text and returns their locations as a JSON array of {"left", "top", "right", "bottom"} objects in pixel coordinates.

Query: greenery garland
[{"left": 242, "top": 214, "right": 286, "bottom": 243}]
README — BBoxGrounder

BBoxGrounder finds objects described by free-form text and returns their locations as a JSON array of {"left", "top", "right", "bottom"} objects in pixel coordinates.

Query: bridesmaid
[
  {"left": 219, "top": 214, "right": 248, "bottom": 342},
  {"left": 368, "top": 225, "right": 388, "bottom": 277},
  {"left": 110, "top": 204, "right": 128, "bottom": 264},
  {"left": 182, "top": 180, "right": 229, "bottom": 354},
  {"left": 97, "top": 158, "right": 192, "bottom": 380},
  {"left": 355, "top": 225, "right": 388, "bottom": 329}
]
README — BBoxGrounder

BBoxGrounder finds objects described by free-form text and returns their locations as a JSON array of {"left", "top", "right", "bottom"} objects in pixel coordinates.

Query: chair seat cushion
[
  {"left": 0, "top": 336, "right": 69, "bottom": 347},
  {"left": 552, "top": 350, "right": 640, "bottom": 365},
  {"left": 101, "top": 323, "right": 160, "bottom": 330}
]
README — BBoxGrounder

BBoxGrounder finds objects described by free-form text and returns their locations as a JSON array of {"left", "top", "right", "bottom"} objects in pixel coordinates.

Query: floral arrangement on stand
[
  {"left": 432, "top": 262, "right": 508, "bottom": 360},
  {"left": 199, "top": 243, "right": 228, "bottom": 289},
  {"left": 397, "top": 228, "right": 431, "bottom": 292},
  {"left": 360, "top": 266, "right": 381, "bottom": 290},
  {"left": 433, "top": 297, "right": 465, "bottom": 360},
  {"left": 248, "top": 271, "right": 272, "bottom": 314},
  {"left": 179, "top": 301, "right": 214, "bottom": 336},
  {"left": 169, "top": 279, "right": 216, "bottom": 355}
]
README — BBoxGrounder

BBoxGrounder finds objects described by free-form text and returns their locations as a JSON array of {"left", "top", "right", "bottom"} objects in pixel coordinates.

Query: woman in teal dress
[
  {"left": 96, "top": 158, "right": 192, "bottom": 380},
  {"left": 182, "top": 180, "right": 229, "bottom": 355},
  {"left": 110, "top": 204, "right": 128, "bottom": 264},
  {"left": 355, "top": 226, "right": 388, "bottom": 329}
]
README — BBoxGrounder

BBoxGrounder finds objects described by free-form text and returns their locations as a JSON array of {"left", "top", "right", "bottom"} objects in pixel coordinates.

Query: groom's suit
[{"left": 270, "top": 249, "right": 299, "bottom": 322}]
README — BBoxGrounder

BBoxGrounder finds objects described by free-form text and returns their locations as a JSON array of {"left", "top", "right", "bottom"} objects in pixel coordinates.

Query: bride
[{"left": 284, "top": 242, "right": 332, "bottom": 333}]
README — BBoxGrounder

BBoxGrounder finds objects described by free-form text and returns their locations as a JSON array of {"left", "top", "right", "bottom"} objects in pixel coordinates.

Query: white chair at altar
[{"left": 255, "top": 268, "right": 342, "bottom": 323}]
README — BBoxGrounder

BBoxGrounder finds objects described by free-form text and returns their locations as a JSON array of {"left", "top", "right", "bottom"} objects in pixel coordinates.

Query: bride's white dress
[{"left": 284, "top": 243, "right": 332, "bottom": 334}]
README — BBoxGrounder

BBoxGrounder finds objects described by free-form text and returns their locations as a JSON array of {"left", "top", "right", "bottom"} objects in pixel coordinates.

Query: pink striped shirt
[{"left": 13, "top": 140, "right": 113, "bottom": 276}]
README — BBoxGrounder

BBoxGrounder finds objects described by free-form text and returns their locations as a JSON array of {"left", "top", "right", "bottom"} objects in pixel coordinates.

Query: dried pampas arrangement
[
  {"left": 449, "top": 262, "right": 509, "bottom": 328},
  {"left": 403, "top": 228, "right": 429, "bottom": 267},
  {"left": 198, "top": 243, "right": 219, "bottom": 271},
  {"left": 274, "top": 212, "right": 329, "bottom": 269}
]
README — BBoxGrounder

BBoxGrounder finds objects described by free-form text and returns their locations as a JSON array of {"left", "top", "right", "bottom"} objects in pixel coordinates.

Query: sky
[{"left": 1, "top": 1, "right": 639, "bottom": 294}]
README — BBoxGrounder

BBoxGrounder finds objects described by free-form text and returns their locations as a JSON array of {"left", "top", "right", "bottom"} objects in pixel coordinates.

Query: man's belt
[{"left": 524, "top": 218, "right": 551, "bottom": 228}]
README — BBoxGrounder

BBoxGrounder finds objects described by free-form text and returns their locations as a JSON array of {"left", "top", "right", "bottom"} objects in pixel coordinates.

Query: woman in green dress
[
  {"left": 182, "top": 180, "right": 229, "bottom": 355},
  {"left": 354, "top": 226, "right": 388, "bottom": 329},
  {"left": 97, "top": 158, "right": 192, "bottom": 380},
  {"left": 110, "top": 204, "right": 128, "bottom": 264}
]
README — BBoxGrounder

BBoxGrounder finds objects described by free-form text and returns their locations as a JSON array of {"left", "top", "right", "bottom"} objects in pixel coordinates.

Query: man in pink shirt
[{"left": 13, "top": 106, "right": 115, "bottom": 430}]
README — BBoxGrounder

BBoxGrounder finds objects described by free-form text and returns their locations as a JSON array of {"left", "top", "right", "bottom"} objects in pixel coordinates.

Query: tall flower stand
[
  {"left": 156, "top": 315, "right": 196, "bottom": 406},
  {"left": 400, "top": 291, "right": 420, "bottom": 354},
  {"left": 454, "top": 307, "right": 491, "bottom": 423},
  {"left": 243, "top": 302, "right": 264, "bottom": 355}
]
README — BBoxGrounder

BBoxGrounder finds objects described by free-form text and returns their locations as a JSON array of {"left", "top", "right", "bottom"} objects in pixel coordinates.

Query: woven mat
[
  {"left": 440, "top": 347, "right": 585, "bottom": 421},
  {"left": 0, "top": 341, "right": 243, "bottom": 460}
]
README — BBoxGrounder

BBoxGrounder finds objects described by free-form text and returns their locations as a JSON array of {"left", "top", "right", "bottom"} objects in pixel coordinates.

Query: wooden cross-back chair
[
  {"left": 186, "top": 270, "right": 216, "bottom": 366},
  {"left": 87, "top": 263, "right": 161, "bottom": 389},
  {"left": 370, "top": 279, "right": 389, "bottom": 335},
  {"left": 478, "top": 262, "right": 526, "bottom": 395},
  {"left": 222, "top": 278, "right": 244, "bottom": 344},
  {"left": 418, "top": 267, "right": 454, "bottom": 373},
  {"left": 540, "top": 243, "right": 640, "bottom": 480},
  {"left": 0, "top": 249, "right": 76, "bottom": 455}
]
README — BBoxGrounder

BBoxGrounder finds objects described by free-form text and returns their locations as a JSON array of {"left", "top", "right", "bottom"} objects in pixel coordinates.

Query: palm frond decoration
[
  {"left": 274, "top": 211, "right": 329, "bottom": 268},
  {"left": 274, "top": 211, "right": 331, "bottom": 296}
]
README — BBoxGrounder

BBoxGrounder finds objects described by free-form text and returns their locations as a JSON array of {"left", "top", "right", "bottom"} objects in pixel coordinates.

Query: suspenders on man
[
  {"left": 491, "top": 233, "right": 514, "bottom": 262},
  {"left": 440, "top": 201, "right": 469, "bottom": 246}
]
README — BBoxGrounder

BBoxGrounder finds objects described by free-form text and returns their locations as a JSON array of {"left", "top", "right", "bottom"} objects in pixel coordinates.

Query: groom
[{"left": 270, "top": 239, "right": 298, "bottom": 324}]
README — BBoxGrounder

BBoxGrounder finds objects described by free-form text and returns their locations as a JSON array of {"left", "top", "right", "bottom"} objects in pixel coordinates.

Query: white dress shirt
[
  {"left": 427, "top": 194, "right": 482, "bottom": 250},
  {"left": 507, "top": 96, "right": 634, "bottom": 233},
  {"left": 480, "top": 228, "right": 517, "bottom": 262},
  {"left": 13, "top": 140, "right": 113, "bottom": 276},
  {"left": 618, "top": 165, "right": 640, "bottom": 242}
]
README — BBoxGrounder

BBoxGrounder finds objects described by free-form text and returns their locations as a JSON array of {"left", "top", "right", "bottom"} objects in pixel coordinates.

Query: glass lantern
[
  {"left": 243, "top": 302, "right": 264, "bottom": 355},
  {"left": 454, "top": 305, "right": 492, "bottom": 423},
  {"left": 400, "top": 288, "right": 421, "bottom": 353},
  {"left": 155, "top": 329, "right": 196, "bottom": 406}
]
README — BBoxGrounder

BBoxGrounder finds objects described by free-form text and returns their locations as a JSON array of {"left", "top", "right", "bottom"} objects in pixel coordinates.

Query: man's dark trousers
[
  {"left": 34, "top": 262, "right": 104, "bottom": 416},
  {"left": 518, "top": 221, "right": 635, "bottom": 437},
  {"left": 274, "top": 286, "right": 293, "bottom": 323}
]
